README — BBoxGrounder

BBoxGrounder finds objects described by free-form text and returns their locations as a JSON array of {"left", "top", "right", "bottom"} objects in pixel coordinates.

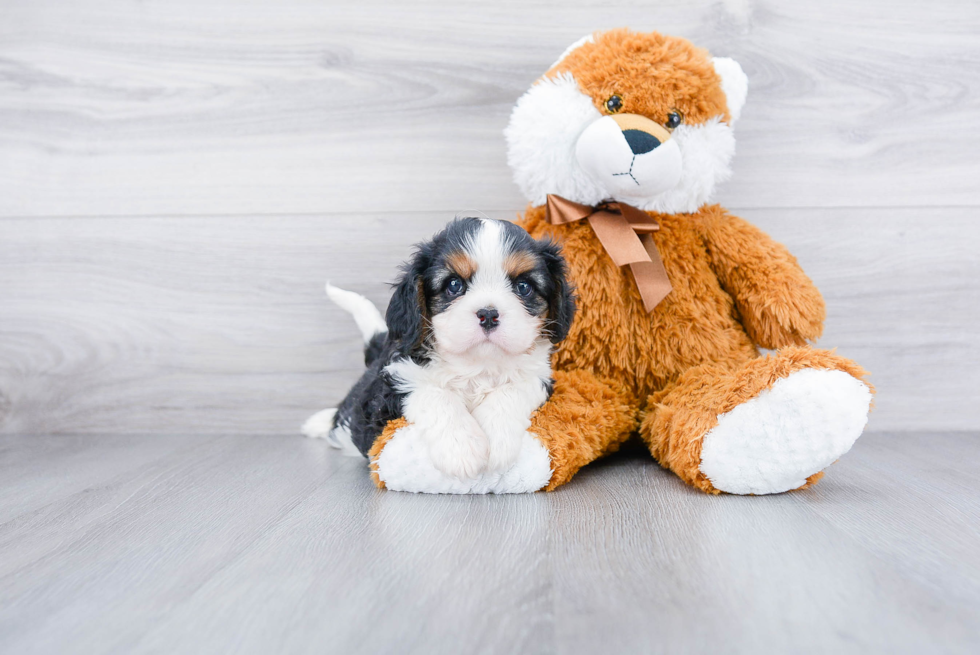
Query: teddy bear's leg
[
  {"left": 640, "top": 346, "right": 873, "bottom": 495},
  {"left": 367, "top": 369, "right": 637, "bottom": 493},
  {"left": 529, "top": 369, "right": 638, "bottom": 490}
]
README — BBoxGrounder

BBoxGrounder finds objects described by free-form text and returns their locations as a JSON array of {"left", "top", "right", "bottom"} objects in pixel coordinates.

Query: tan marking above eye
[
  {"left": 445, "top": 251, "right": 477, "bottom": 279},
  {"left": 504, "top": 251, "right": 538, "bottom": 277}
]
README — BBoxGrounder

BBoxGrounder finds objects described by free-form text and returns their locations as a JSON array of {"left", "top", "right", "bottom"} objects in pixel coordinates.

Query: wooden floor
[{"left": 1, "top": 432, "right": 978, "bottom": 654}]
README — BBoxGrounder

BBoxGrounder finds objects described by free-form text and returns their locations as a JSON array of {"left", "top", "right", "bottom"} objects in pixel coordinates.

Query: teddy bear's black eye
[
  {"left": 446, "top": 277, "right": 465, "bottom": 296},
  {"left": 605, "top": 94, "right": 624, "bottom": 114},
  {"left": 666, "top": 110, "right": 683, "bottom": 129}
]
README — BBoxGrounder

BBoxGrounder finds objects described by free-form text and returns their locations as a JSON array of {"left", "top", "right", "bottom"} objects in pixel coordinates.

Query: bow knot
[{"left": 545, "top": 194, "right": 672, "bottom": 312}]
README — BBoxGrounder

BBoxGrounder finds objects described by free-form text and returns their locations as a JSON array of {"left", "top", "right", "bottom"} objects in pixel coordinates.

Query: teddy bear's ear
[
  {"left": 712, "top": 57, "right": 748, "bottom": 123},
  {"left": 549, "top": 33, "right": 596, "bottom": 69}
]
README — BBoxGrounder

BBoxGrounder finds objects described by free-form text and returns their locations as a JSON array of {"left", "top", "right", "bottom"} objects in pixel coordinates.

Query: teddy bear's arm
[{"left": 698, "top": 209, "right": 825, "bottom": 349}]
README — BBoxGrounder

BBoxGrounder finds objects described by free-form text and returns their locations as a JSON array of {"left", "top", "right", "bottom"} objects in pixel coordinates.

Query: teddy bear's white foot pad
[
  {"left": 375, "top": 424, "right": 552, "bottom": 494},
  {"left": 699, "top": 369, "right": 872, "bottom": 495}
]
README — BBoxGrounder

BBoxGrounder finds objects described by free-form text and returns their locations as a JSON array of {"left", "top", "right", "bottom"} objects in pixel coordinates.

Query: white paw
[
  {"left": 699, "top": 369, "right": 872, "bottom": 495},
  {"left": 375, "top": 426, "right": 553, "bottom": 494},
  {"left": 486, "top": 431, "right": 526, "bottom": 474},
  {"left": 301, "top": 408, "right": 336, "bottom": 439},
  {"left": 301, "top": 408, "right": 361, "bottom": 456},
  {"left": 427, "top": 425, "right": 491, "bottom": 480}
]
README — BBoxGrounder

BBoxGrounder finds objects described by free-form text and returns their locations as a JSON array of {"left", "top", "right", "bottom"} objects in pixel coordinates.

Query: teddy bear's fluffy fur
[
  {"left": 368, "top": 29, "right": 873, "bottom": 494},
  {"left": 520, "top": 204, "right": 871, "bottom": 492}
]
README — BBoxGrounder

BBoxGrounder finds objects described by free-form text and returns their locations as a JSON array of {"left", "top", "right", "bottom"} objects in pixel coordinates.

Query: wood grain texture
[
  {"left": 1, "top": 1, "right": 978, "bottom": 435},
  {"left": 0, "top": 432, "right": 977, "bottom": 654},
  {"left": 2, "top": 4, "right": 978, "bottom": 653},
  {"left": 2, "top": 208, "right": 977, "bottom": 436},
  {"left": 0, "top": 0, "right": 978, "bottom": 216}
]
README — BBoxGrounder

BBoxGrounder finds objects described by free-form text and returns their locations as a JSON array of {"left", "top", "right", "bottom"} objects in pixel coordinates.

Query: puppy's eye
[
  {"left": 665, "top": 110, "right": 683, "bottom": 129},
  {"left": 446, "top": 277, "right": 465, "bottom": 296},
  {"left": 604, "top": 94, "right": 624, "bottom": 114},
  {"left": 515, "top": 280, "right": 533, "bottom": 297}
]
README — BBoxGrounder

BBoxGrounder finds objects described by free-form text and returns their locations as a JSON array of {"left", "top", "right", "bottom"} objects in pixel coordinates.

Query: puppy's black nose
[
  {"left": 476, "top": 308, "right": 499, "bottom": 331},
  {"left": 622, "top": 129, "right": 661, "bottom": 155}
]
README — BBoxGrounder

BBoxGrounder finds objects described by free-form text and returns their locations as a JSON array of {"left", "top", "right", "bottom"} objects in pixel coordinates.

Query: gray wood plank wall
[{"left": 1, "top": 0, "right": 978, "bottom": 435}]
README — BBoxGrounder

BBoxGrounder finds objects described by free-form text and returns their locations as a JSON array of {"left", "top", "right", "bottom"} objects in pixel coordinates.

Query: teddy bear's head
[{"left": 505, "top": 29, "right": 747, "bottom": 214}]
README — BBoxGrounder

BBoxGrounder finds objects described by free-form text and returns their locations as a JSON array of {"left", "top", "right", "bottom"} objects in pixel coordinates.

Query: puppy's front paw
[
  {"left": 486, "top": 431, "right": 525, "bottom": 474},
  {"left": 427, "top": 425, "right": 490, "bottom": 480}
]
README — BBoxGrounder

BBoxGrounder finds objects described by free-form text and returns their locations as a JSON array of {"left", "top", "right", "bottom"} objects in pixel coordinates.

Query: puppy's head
[
  {"left": 505, "top": 29, "right": 748, "bottom": 214},
  {"left": 385, "top": 218, "right": 575, "bottom": 359}
]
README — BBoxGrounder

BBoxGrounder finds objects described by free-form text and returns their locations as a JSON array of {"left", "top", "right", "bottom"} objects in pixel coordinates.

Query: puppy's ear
[
  {"left": 385, "top": 247, "right": 430, "bottom": 355},
  {"left": 538, "top": 239, "right": 576, "bottom": 344}
]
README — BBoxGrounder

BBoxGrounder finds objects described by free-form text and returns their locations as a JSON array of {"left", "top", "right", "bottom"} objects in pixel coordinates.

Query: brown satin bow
[{"left": 545, "top": 194, "right": 672, "bottom": 312}]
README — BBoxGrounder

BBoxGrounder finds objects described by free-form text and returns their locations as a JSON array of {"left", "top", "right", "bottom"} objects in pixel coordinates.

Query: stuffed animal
[{"left": 368, "top": 28, "right": 873, "bottom": 494}]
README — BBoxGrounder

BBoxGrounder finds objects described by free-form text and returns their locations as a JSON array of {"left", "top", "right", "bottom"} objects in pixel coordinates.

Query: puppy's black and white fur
[{"left": 306, "top": 217, "right": 575, "bottom": 480}]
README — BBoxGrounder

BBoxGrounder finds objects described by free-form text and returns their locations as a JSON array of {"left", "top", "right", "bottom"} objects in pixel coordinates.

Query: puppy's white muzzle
[{"left": 575, "top": 113, "right": 682, "bottom": 202}]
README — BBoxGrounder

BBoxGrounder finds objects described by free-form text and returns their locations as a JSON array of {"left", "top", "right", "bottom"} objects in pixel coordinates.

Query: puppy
[{"left": 307, "top": 217, "right": 575, "bottom": 480}]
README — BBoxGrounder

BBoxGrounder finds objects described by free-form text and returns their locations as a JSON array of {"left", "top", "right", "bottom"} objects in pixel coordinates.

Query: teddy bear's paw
[
  {"left": 699, "top": 368, "right": 872, "bottom": 495},
  {"left": 374, "top": 425, "right": 552, "bottom": 494}
]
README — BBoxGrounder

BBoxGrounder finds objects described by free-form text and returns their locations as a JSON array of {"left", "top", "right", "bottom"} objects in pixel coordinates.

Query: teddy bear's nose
[{"left": 622, "top": 129, "right": 661, "bottom": 155}]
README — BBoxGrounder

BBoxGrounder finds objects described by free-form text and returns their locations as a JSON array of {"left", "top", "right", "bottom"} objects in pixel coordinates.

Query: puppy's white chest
[{"left": 445, "top": 372, "right": 512, "bottom": 411}]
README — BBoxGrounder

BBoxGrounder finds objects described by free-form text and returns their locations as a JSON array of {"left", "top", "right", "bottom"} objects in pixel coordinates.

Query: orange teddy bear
[{"left": 366, "top": 28, "right": 873, "bottom": 494}]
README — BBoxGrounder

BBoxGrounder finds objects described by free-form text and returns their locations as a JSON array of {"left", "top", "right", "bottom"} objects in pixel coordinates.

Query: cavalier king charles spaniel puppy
[{"left": 305, "top": 217, "right": 575, "bottom": 481}]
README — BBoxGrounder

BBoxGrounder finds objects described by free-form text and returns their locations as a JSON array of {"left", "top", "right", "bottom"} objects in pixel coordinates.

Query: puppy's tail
[
  {"left": 326, "top": 283, "right": 388, "bottom": 366},
  {"left": 302, "top": 283, "right": 386, "bottom": 453}
]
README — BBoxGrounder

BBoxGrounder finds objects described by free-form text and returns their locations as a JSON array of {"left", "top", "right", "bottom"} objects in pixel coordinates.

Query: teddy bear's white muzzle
[{"left": 575, "top": 114, "right": 682, "bottom": 203}]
